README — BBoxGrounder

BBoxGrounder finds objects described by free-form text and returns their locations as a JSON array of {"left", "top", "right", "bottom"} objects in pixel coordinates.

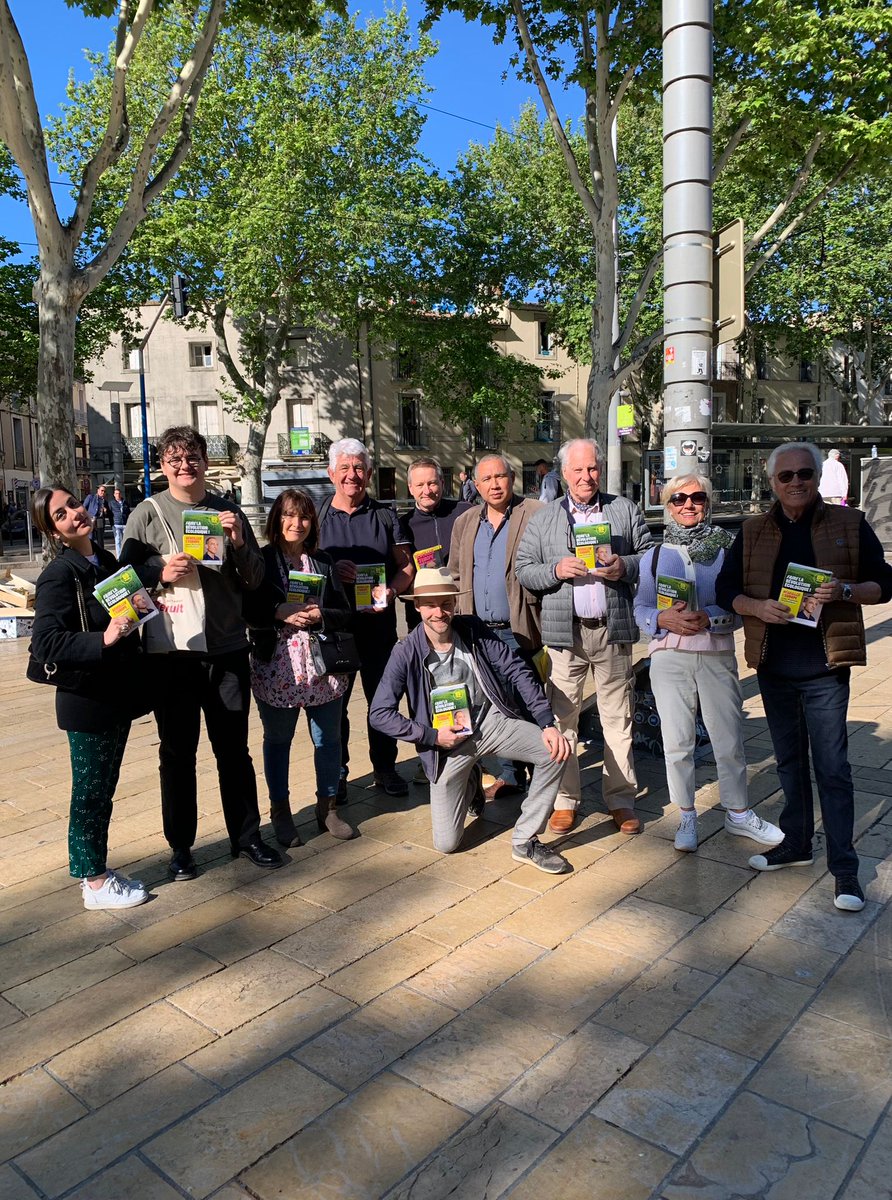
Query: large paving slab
[{"left": 2, "top": 612, "right": 892, "bottom": 1196}]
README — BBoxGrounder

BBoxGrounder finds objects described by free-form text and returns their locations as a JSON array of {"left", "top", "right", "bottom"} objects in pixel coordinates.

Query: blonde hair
[{"left": 661, "top": 474, "right": 712, "bottom": 522}]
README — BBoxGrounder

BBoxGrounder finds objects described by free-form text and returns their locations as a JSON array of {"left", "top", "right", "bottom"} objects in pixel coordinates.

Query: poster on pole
[
  {"left": 617, "top": 403, "right": 635, "bottom": 436},
  {"left": 664, "top": 446, "right": 678, "bottom": 472}
]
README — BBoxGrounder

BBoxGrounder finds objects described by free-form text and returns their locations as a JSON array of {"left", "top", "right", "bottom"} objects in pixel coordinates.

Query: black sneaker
[
  {"left": 168, "top": 848, "right": 198, "bottom": 881},
  {"left": 834, "top": 875, "right": 865, "bottom": 912},
  {"left": 374, "top": 770, "right": 409, "bottom": 797},
  {"left": 512, "top": 837, "right": 572, "bottom": 875},
  {"left": 748, "top": 843, "right": 814, "bottom": 872}
]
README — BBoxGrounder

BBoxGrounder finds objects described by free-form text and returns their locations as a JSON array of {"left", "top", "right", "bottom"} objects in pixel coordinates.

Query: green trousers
[{"left": 66, "top": 723, "right": 131, "bottom": 878}]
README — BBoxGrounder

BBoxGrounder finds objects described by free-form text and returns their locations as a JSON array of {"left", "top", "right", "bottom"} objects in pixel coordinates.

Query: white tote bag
[{"left": 141, "top": 499, "right": 208, "bottom": 654}]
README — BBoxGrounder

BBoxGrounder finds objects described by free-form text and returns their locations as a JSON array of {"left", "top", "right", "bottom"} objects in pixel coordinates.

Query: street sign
[{"left": 714, "top": 218, "right": 745, "bottom": 346}]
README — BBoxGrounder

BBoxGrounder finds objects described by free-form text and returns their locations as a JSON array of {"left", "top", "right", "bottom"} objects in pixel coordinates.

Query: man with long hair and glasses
[
  {"left": 717, "top": 441, "right": 892, "bottom": 912},
  {"left": 120, "top": 425, "right": 282, "bottom": 880}
]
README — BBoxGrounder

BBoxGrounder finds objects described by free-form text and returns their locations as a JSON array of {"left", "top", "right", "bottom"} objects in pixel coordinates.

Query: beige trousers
[{"left": 546, "top": 622, "right": 637, "bottom": 812}]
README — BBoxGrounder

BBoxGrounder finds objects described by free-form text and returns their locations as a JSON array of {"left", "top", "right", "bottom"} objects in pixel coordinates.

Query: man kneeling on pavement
[{"left": 369, "top": 568, "right": 574, "bottom": 874}]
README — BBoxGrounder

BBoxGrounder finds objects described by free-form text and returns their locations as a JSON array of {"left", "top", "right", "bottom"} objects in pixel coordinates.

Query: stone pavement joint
[{"left": 0, "top": 614, "right": 891, "bottom": 1198}]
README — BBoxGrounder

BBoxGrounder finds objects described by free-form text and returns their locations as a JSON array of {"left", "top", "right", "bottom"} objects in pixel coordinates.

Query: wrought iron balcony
[{"left": 276, "top": 433, "right": 332, "bottom": 460}]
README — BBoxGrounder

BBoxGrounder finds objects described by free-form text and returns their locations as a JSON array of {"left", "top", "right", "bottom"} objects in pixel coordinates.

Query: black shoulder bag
[{"left": 27, "top": 566, "right": 89, "bottom": 691}]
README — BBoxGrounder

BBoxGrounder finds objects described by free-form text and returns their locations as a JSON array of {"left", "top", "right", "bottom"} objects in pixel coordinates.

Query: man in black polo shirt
[
  {"left": 400, "top": 456, "right": 471, "bottom": 632},
  {"left": 319, "top": 438, "right": 414, "bottom": 797}
]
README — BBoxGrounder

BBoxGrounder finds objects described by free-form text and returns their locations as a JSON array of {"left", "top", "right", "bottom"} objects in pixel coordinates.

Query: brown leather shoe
[
  {"left": 548, "top": 809, "right": 576, "bottom": 834},
  {"left": 611, "top": 807, "right": 640, "bottom": 834}
]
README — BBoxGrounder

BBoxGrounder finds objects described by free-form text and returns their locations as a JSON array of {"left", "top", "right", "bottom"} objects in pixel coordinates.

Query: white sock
[{"left": 727, "top": 809, "right": 750, "bottom": 823}]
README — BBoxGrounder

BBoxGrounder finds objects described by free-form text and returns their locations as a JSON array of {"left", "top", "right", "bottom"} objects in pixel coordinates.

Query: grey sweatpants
[{"left": 431, "top": 707, "right": 564, "bottom": 853}]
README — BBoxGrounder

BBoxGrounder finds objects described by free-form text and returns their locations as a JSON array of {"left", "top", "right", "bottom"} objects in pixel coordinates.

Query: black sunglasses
[
  {"left": 776, "top": 468, "right": 815, "bottom": 483},
  {"left": 667, "top": 492, "right": 708, "bottom": 507}
]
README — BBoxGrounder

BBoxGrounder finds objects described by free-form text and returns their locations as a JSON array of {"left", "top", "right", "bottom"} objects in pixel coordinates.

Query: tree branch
[
  {"left": 713, "top": 115, "right": 751, "bottom": 180},
  {"left": 616, "top": 325, "right": 664, "bottom": 389},
  {"left": 745, "top": 152, "right": 861, "bottom": 284},
  {"left": 608, "top": 58, "right": 638, "bottom": 130},
  {"left": 744, "top": 131, "right": 825, "bottom": 253},
  {"left": 80, "top": 0, "right": 225, "bottom": 297},
  {"left": 616, "top": 247, "right": 663, "bottom": 356},
  {"left": 579, "top": 14, "right": 604, "bottom": 211},
  {"left": 509, "top": 0, "right": 601, "bottom": 230},
  {"left": 212, "top": 303, "right": 254, "bottom": 399},
  {"left": 71, "top": 0, "right": 157, "bottom": 243},
  {"left": 0, "top": 1, "right": 63, "bottom": 256}
]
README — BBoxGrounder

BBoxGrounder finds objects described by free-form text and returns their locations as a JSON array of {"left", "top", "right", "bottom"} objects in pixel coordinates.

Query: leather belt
[
  {"left": 575, "top": 616, "right": 607, "bottom": 628},
  {"left": 484, "top": 620, "right": 511, "bottom": 629}
]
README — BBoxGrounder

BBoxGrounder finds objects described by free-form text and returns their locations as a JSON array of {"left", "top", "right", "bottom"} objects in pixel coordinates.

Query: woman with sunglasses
[
  {"left": 247, "top": 488, "right": 355, "bottom": 845},
  {"left": 634, "top": 475, "right": 782, "bottom": 853},
  {"left": 30, "top": 486, "right": 150, "bottom": 910}
]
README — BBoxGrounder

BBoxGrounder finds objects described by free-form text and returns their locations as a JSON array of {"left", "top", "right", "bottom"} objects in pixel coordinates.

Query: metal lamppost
[{"left": 98, "top": 380, "right": 133, "bottom": 491}]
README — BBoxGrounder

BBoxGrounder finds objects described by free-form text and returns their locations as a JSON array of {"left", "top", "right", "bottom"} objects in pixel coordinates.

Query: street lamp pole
[
  {"left": 662, "top": 0, "right": 713, "bottom": 482},
  {"left": 137, "top": 292, "right": 171, "bottom": 498}
]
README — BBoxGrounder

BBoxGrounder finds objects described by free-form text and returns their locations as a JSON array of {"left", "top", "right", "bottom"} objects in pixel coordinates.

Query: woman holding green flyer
[
  {"left": 29, "top": 486, "right": 150, "bottom": 911},
  {"left": 634, "top": 475, "right": 783, "bottom": 854},
  {"left": 248, "top": 488, "right": 355, "bottom": 844}
]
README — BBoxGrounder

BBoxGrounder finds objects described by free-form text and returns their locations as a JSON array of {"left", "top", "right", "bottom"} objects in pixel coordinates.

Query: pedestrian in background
[
  {"left": 108, "top": 486, "right": 130, "bottom": 556},
  {"left": 83, "top": 484, "right": 108, "bottom": 545},
  {"left": 458, "top": 468, "right": 479, "bottom": 505},
  {"left": 818, "top": 449, "right": 848, "bottom": 505},
  {"left": 535, "top": 458, "right": 563, "bottom": 502}
]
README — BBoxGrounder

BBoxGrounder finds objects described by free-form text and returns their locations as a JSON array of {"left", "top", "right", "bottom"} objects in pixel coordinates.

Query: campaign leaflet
[
  {"left": 286, "top": 572, "right": 324, "bottom": 604},
  {"left": 778, "top": 563, "right": 832, "bottom": 626},
  {"left": 430, "top": 683, "right": 473, "bottom": 734},
  {"left": 93, "top": 566, "right": 158, "bottom": 626},
  {"left": 182, "top": 511, "right": 226, "bottom": 566},
  {"left": 656, "top": 575, "right": 697, "bottom": 612},
  {"left": 355, "top": 563, "right": 387, "bottom": 610},
  {"left": 413, "top": 544, "right": 442, "bottom": 570},
  {"left": 574, "top": 522, "right": 612, "bottom": 569}
]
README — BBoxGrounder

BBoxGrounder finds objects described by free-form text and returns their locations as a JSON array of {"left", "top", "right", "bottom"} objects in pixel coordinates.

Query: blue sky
[{"left": 0, "top": 0, "right": 568, "bottom": 259}]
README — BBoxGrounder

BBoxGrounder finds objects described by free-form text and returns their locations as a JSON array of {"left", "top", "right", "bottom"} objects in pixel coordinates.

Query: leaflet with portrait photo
[
  {"left": 412, "top": 544, "right": 442, "bottom": 570},
  {"left": 182, "top": 511, "right": 226, "bottom": 567},
  {"left": 93, "top": 566, "right": 158, "bottom": 626},
  {"left": 656, "top": 575, "right": 697, "bottom": 612},
  {"left": 286, "top": 571, "right": 324, "bottom": 604},
  {"left": 355, "top": 563, "right": 387, "bottom": 610},
  {"left": 778, "top": 563, "right": 832, "bottom": 626},
  {"left": 574, "top": 522, "right": 612, "bottom": 569},
  {"left": 430, "top": 683, "right": 472, "bottom": 733}
]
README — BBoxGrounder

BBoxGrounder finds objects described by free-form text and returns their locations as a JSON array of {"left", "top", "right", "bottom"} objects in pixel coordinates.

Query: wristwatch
[{"left": 841, "top": 583, "right": 854, "bottom": 602}]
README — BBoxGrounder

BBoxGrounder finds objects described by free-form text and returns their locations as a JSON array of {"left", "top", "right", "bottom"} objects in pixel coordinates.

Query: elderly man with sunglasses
[
  {"left": 515, "top": 438, "right": 652, "bottom": 835},
  {"left": 716, "top": 441, "right": 892, "bottom": 913}
]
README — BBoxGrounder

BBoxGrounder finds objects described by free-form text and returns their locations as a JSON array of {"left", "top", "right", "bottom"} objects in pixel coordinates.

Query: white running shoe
[
  {"left": 82, "top": 872, "right": 148, "bottom": 910},
  {"left": 674, "top": 808, "right": 698, "bottom": 852},
  {"left": 724, "top": 810, "right": 784, "bottom": 846}
]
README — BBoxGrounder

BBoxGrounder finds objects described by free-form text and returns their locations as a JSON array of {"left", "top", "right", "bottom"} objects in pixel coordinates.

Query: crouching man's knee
[{"left": 433, "top": 828, "right": 464, "bottom": 855}]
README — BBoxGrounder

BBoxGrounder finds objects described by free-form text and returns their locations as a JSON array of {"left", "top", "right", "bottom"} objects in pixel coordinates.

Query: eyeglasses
[
  {"left": 776, "top": 468, "right": 815, "bottom": 483},
  {"left": 667, "top": 492, "right": 708, "bottom": 507},
  {"left": 164, "top": 455, "right": 203, "bottom": 468}
]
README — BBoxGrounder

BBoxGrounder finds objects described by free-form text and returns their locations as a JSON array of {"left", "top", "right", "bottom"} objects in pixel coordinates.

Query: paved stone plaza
[{"left": 1, "top": 614, "right": 891, "bottom": 1200}]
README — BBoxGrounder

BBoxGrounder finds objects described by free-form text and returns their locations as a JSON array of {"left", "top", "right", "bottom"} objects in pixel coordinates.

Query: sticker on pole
[
  {"left": 692, "top": 350, "right": 708, "bottom": 377},
  {"left": 697, "top": 446, "right": 711, "bottom": 463},
  {"left": 664, "top": 446, "right": 678, "bottom": 471},
  {"left": 664, "top": 345, "right": 676, "bottom": 365},
  {"left": 680, "top": 439, "right": 697, "bottom": 457}
]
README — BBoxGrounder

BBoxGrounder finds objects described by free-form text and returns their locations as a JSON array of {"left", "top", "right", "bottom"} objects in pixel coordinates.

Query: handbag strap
[{"left": 148, "top": 497, "right": 181, "bottom": 557}]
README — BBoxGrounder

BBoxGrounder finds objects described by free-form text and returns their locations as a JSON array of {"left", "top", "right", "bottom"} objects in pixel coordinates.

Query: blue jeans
[
  {"left": 491, "top": 627, "right": 534, "bottom": 789},
  {"left": 256, "top": 697, "right": 343, "bottom": 804},
  {"left": 757, "top": 670, "right": 858, "bottom": 878}
]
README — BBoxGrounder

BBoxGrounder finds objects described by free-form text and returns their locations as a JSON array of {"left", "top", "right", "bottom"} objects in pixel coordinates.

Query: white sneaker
[
  {"left": 82, "top": 872, "right": 148, "bottom": 910},
  {"left": 674, "top": 808, "right": 698, "bottom": 852},
  {"left": 725, "top": 810, "right": 784, "bottom": 846}
]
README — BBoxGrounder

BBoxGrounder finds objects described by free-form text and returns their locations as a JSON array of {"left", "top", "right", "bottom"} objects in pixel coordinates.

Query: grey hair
[
  {"left": 827, "top": 448, "right": 841, "bottom": 460},
  {"left": 406, "top": 456, "right": 445, "bottom": 487},
  {"left": 474, "top": 453, "right": 513, "bottom": 480},
  {"left": 661, "top": 473, "right": 712, "bottom": 522},
  {"left": 766, "top": 442, "right": 822, "bottom": 480},
  {"left": 328, "top": 438, "right": 370, "bottom": 471},
  {"left": 557, "top": 438, "right": 603, "bottom": 470}
]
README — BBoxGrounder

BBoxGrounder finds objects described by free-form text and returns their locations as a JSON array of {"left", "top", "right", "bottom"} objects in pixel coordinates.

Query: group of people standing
[{"left": 31, "top": 429, "right": 890, "bottom": 916}]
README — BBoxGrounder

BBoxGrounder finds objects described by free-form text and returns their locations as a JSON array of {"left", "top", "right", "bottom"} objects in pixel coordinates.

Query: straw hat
[{"left": 402, "top": 566, "right": 470, "bottom": 600}]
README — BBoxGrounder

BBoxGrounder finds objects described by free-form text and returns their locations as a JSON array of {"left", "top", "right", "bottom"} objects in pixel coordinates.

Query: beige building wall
[
  {"left": 81, "top": 302, "right": 590, "bottom": 500},
  {"left": 0, "top": 398, "right": 39, "bottom": 507}
]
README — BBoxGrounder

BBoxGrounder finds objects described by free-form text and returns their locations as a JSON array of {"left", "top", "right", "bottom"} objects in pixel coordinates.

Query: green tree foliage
[
  {"left": 0, "top": 0, "right": 327, "bottom": 489},
  {"left": 426, "top": 0, "right": 891, "bottom": 447}
]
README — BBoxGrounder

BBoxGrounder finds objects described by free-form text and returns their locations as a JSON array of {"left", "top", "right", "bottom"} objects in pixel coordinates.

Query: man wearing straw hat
[{"left": 370, "top": 567, "right": 573, "bottom": 873}]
